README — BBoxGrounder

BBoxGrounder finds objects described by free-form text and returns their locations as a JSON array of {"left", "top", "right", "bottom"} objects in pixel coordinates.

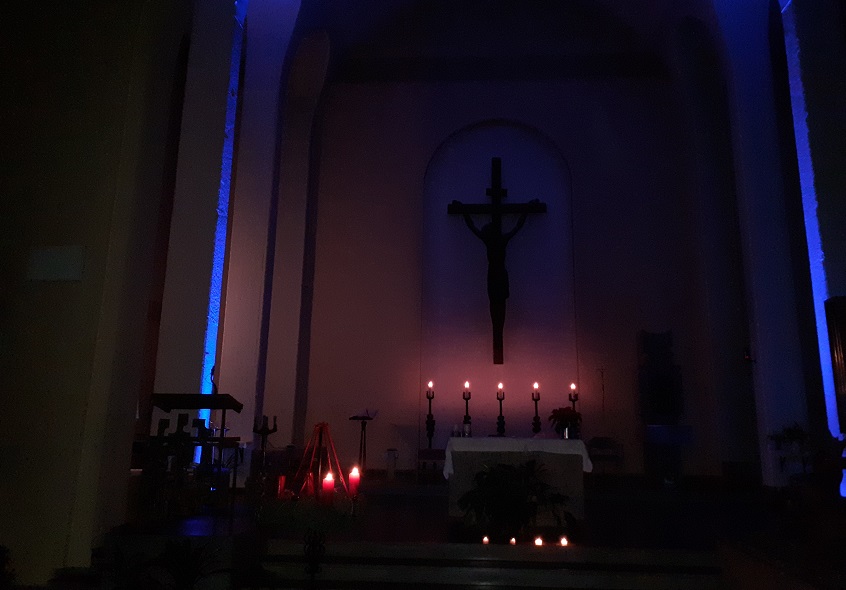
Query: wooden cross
[{"left": 448, "top": 157, "right": 546, "bottom": 364}]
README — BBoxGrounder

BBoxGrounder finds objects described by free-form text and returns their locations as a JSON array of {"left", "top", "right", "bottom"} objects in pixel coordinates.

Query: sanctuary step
[{"left": 256, "top": 540, "right": 726, "bottom": 589}]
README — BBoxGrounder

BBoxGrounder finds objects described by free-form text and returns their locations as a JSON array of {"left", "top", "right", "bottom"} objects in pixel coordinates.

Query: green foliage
[
  {"left": 768, "top": 422, "right": 809, "bottom": 449},
  {"left": 458, "top": 460, "right": 566, "bottom": 543},
  {"left": 548, "top": 407, "right": 581, "bottom": 437}
]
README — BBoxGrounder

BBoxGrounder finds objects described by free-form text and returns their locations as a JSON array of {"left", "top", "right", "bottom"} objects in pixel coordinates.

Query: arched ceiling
[{"left": 294, "top": 0, "right": 671, "bottom": 81}]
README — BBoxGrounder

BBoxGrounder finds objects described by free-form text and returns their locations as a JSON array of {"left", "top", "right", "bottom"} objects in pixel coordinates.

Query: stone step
[{"left": 259, "top": 540, "right": 725, "bottom": 589}]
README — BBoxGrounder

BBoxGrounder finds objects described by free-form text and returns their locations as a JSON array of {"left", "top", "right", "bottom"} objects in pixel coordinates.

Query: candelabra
[
  {"left": 496, "top": 383, "right": 506, "bottom": 437},
  {"left": 425, "top": 381, "right": 436, "bottom": 449},
  {"left": 253, "top": 415, "right": 278, "bottom": 502},
  {"left": 531, "top": 383, "right": 541, "bottom": 434},
  {"left": 462, "top": 381, "right": 472, "bottom": 437}
]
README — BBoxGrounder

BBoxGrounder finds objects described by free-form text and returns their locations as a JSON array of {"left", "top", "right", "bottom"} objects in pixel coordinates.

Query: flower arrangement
[
  {"left": 458, "top": 460, "right": 567, "bottom": 543},
  {"left": 548, "top": 407, "right": 581, "bottom": 439}
]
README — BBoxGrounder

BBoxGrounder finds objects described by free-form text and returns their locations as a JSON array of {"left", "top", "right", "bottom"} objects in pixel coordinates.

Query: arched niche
[{"left": 421, "top": 120, "right": 576, "bottom": 442}]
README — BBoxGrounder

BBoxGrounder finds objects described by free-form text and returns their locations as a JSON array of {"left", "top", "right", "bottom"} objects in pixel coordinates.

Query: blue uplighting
[
  {"left": 782, "top": 9, "right": 842, "bottom": 448},
  {"left": 198, "top": 5, "right": 246, "bottom": 452}
]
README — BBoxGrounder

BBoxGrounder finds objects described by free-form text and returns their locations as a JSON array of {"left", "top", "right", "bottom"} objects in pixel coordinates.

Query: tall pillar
[
  {"left": 0, "top": 1, "right": 194, "bottom": 583},
  {"left": 154, "top": 0, "right": 238, "bottom": 395},
  {"left": 262, "top": 31, "right": 330, "bottom": 447},
  {"left": 217, "top": 0, "right": 301, "bottom": 444},
  {"left": 787, "top": 0, "right": 846, "bottom": 437},
  {"left": 711, "top": 0, "right": 811, "bottom": 486}
]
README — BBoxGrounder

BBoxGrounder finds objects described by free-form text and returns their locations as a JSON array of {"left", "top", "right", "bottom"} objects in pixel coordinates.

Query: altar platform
[{"left": 60, "top": 469, "right": 845, "bottom": 590}]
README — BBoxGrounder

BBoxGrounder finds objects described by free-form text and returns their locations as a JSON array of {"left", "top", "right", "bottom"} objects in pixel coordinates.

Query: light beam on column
[
  {"left": 782, "top": 7, "right": 841, "bottom": 448},
  {"left": 199, "top": 2, "right": 247, "bottom": 444}
]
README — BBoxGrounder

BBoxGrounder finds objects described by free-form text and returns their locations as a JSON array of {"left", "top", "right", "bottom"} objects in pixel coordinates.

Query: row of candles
[
  {"left": 424, "top": 380, "right": 580, "bottom": 441},
  {"left": 425, "top": 380, "right": 580, "bottom": 402},
  {"left": 278, "top": 466, "right": 362, "bottom": 499},
  {"left": 321, "top": 466, "right": 361, "bottom": 496},
  {"left": 482, "top": 535, "right": 569, "bottom": 546}
]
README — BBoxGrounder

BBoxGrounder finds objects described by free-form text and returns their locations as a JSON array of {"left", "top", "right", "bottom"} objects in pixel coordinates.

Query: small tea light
[
  {"left": 559, "top": 536, "right": 569, "bottom": 546},
  {"left": 509, "top": 537, "right": 516, "bottom": 545},
  {"left": 482, "top": 536, "right": 489, "bottom": 545},
  {"left": 534, "top": 537, "right": 543, "bottom": 546}
]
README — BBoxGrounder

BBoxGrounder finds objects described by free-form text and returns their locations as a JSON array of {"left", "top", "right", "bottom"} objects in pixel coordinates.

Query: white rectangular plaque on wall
[{"left": 26, "top": 245, "right": 86, "bottom": 281}]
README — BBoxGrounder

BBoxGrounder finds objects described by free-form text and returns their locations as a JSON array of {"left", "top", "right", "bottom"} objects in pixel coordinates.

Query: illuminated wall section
[
  {"left": 200, "top": 2, "right": 247, "bottom": 423},
  {"left": 782, "top": 4, "right": 840, "bottom": 439}
]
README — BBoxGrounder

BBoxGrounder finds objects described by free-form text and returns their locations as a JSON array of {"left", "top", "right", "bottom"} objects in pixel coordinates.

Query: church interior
[{"left": 2, "top": 0, "right": 846, "bottom": 587}]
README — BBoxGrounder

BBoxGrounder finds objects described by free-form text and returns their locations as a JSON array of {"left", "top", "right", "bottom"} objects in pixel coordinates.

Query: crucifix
[{"left": 448, "top": 157, "right": 546, "bottom": 364}]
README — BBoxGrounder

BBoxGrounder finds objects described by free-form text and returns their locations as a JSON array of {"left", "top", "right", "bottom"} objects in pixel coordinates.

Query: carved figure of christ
[{"left": 448, "top": 157, "right": 547, "bottom": 364}]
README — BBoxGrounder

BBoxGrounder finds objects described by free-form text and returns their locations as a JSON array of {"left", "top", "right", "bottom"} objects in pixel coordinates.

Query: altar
[{"left": 444, "top": 437, "right": 593, "bottom": 520}]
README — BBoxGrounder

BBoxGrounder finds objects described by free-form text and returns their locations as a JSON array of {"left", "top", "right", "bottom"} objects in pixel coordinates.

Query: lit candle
[
  {"left": 534, "top": 537, "right": 543, "bottom": 546},
  {"left": 570, "top": 382, "right": 577, "bottom": 393},
  {"left": 559, "top": 536, "right": 569, "bottom": 546},
  {"left": 348, "top": 466, "right": 360, "bottom": 496},
  {"left": 482, "top": 536, "right": 490, "bottom": 545},
  {"left": 509, "top": 537, "right": 517, "bottom": 545},
  {"left": 322, "top": 472, "right": 334, "bottom": 496},
  {"left": 496, "top": 382, "right": 505, "bottom": 401},
  {"left": 532, "top": 382, "right": 540, "bottom": 402}
]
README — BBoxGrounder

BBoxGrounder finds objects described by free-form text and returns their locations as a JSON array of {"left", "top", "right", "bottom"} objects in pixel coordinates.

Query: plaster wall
[
  {"left": 303, "top": 77, "right": 733, "bottom": 474},
  {"left": 0, "top": 1, "right": 192, "bottom": 582}
]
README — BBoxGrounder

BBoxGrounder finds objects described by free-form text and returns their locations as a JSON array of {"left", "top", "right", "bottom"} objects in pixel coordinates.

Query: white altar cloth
[{"left": 443, "top": 437, "right": 593, "bottom": 479}]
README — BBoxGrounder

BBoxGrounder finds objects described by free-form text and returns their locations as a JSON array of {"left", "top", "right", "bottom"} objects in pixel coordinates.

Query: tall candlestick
[
  {"left": 531, "top": 382, "right": 541, "bottom": 434},
  {"left": 496, "top": 383, "right": 505, "bottom": 437},
  {"left": 462, "top": 381, "right": 472, "bottom": 437},
  {"left": 425, "top": 380, "right": 436, "bottom": 448}
]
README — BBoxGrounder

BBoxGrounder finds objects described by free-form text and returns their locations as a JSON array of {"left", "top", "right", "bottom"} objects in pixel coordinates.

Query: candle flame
[
  {"left": 498, "top": 382, "right": 503, "bottom": 389},
  {"left": 534, "top": 537, "right": 543, "bottom": 546},
  {"left": 324, "top": 472, "right": 333, "bottom": 482},
  {"left": 509, "top": 537, "right": 517, "bottom": 545},
  {"left": 427, "top": 381, "right": 433, "bottom": 389},
  {"left": 560, "top": 536, "right": 569, "bottom": 546},
  {"left": 350, "top": 467, "right": 359, "bottom": 477},
  {"left": 482, "top": 536, "right": 489, "bottom": 544},
  {"left": 464, "top": 381, "right": 470, "bottom": 389},
  {"left": 533, "top": 382, "right": 539, "bottom": 389},
  {"left": 570, "top": 382, "right": 577, "bottom": 390}
]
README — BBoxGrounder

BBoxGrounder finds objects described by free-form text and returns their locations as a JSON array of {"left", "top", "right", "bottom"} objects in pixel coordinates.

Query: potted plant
[
  {"left": 458, "top": 460, "right": 567, "bottom": 543},
  {"left": 768, "top": 422, "right": 809, "bottom": 452},
  {"left": 809, "top": 432, "right": 846, "bottom": 501},
  {"left": 548, "top": 407, "right": 581, "bottom": 439}
]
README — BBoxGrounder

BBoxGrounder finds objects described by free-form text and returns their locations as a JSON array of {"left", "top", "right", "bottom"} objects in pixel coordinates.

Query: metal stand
[
  {"left": 496, "top": 388, "right": 506, "bottom": 437},
  {"left": 293, "top": 422, "right": 348, "bottom": 499},
  {"left": 462, "top": 386, "right": 472, "bottom": 437},
  {"left": 531, "top": 387, "right": 541, "bottom": 434},
  {"left": 425, "top": 385, "right": 436, "bottom": 449},
  {"left": 253, "top": 415, "right": 277, "bottom": 504},
  {"left": 349, "top": 415, "right": 374, "bottom": 471}
]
